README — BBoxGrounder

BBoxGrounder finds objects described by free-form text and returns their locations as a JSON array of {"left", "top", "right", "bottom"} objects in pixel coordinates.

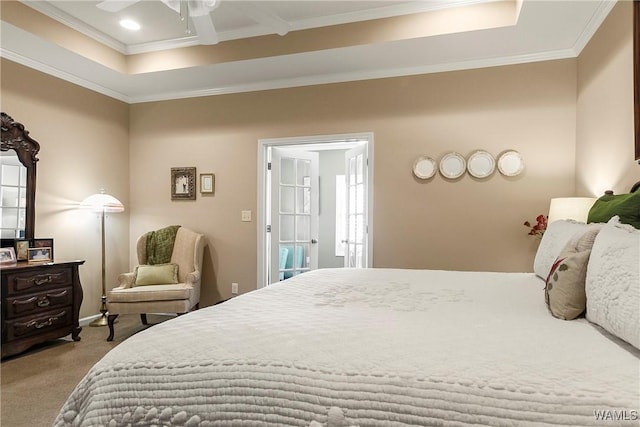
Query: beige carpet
[{"left": 1, "top": 314, "right": 173, "bottom": 427}]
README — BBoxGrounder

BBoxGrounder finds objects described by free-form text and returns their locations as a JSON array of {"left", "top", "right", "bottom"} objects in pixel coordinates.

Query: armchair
[{"left": 106, "top": 226, "right": 206, "bottom": 341}]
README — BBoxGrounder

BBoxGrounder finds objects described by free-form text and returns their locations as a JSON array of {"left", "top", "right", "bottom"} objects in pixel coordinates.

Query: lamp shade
[
  {"left": 81, "top": 191, "right": 125, "bottom": 213},
  {"left": 547, "top": 197, "right": 596, "bottom": 224}
]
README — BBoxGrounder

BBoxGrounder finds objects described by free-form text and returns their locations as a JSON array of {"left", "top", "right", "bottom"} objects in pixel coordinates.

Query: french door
[
  {"left": 343, "top": 145, "right": 368, "bottom": 268},
  {"left": 269, "top": 147, "right": 319, "bottom": 283}
]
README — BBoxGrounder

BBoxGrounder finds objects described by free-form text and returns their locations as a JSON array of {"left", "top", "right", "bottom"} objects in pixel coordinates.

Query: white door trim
[{"left": 257, "top": 132, "right": 374, "bottom": 289}]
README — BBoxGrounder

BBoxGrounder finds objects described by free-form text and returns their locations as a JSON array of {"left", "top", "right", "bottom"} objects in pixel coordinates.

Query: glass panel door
[
  {"left": 270, "top": 148, "right": 319, "bottom": 283},
  {"left": 344, "top": 145, "right": 368, "bottom": 268}
]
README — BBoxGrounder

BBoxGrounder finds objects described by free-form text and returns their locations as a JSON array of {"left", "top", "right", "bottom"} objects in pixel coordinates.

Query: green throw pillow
[
  {"left": 134, "top": 263, "right": 179, "bottom": 286},
  {"left": 587, "top": 191, "right": 640, "bottom": 229}
]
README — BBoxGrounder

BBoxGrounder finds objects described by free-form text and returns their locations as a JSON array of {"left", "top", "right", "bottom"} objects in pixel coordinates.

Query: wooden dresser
[{"left": 1, "top": 260, "right": 84, "bottom": 358}]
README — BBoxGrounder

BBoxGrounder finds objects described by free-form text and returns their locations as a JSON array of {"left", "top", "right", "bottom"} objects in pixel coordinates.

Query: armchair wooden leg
[
  {"left": 140, "top": 313, "right": 148, "bottom": 325},
  {"left": 107, "top": 314, "right": 118, "bottom": 341}
]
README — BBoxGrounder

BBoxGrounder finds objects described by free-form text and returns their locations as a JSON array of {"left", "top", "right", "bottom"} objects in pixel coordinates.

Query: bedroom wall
[
  {"left": 130, "top": 58, "right": 578, "bottom": 303},
  {"left": 576, "top": 0, "right": 638, "bottom": 195},
  {"left": 0, "top": 59, "right": 130, "bottom": 319}
]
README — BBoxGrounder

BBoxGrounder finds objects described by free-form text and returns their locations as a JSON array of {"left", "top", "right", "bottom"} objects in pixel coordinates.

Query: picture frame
[
  {"left": 33, "top": 238, "right": 54, "bottom": 260},
  {"left": 171, "top": 167, "right": 196, "bottom": 200},
  {"left": 15, "top": 239, "right": 30, "bottom": 261},
  {"left": 200, "top": 173, "right": 215, "bottom": 194},
  {"left": 28, "top": 247, "right": 52, "bottom": 263},
  {"left": 0, "top": 247, "right": 17, "bottom": 265}
]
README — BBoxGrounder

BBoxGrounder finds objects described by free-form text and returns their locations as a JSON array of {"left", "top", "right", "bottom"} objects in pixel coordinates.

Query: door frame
[{"left": 257, "top": 132, "right": 374, "bottom": 289}]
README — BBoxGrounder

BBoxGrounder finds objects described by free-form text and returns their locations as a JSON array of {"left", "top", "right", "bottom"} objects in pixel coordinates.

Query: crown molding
[
  {"left": 0, "top": 48, "right": 131, "bottom": 103},
  {"left": 571, "top": 0, "right": 617, "bottom": 55}
]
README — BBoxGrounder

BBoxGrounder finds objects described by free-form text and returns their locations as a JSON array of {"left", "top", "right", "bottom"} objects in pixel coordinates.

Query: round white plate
[
  {"left": 467, "top": 150, "right": 495, "bottom": 179},
  {"left": 497, "top": 150, "right": 525, "bottom": 177},
  {"left": 413, "top": 156, "right": 437, "bottom": 179},
  {"left": 439, "top": 152, "right": 466, "bottom": 179}
]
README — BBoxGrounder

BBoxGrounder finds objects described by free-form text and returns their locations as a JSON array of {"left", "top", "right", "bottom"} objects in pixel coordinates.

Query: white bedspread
[{"left": 55, "top": 268, "right": 640, "bottom": 426}]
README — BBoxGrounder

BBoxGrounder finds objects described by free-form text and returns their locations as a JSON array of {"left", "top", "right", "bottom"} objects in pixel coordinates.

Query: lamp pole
[
  {"left": 81, "top": 190, "right": 124, "bottom": 327},
  {"left": 90, "top": 207, "right": 108, "bottom": 327}
]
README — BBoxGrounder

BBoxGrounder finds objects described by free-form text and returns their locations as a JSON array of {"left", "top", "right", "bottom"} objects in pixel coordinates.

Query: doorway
[{"left": 257, "top": 132, "right": 374, "bottom": 288}]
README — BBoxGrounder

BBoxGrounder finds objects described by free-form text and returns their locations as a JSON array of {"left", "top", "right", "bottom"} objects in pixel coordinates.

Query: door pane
[
  {"left": 349, "top": 157, "right": 356, "bottom": 185},
  {"left": 296, "top": 215, "right": 310, "bottom": 241},
  {"left": 280, "top": 186, "right": 294, "bottom": 214},
  {"left": 298, "top": 243, "right": 310, "bottom": 269},
  {"left": 281, "top": 158, "right": 295, "bottom": 185},
  {"left": 357, "top": 154, "right": 363, "bottom": 184},
  {"left": 280, "top": 215, "right": 294, "bottom": 241},
  {"left": 297, "top": 159, "right": 311, "bottom": 186},
  {"left": 297, "top": 187, "right": 310, "bottom": 214}
]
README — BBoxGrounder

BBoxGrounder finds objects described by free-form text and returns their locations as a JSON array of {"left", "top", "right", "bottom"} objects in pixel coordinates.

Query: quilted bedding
[{"left": 54, "top": 268, "right": 640, "bottom": 426}]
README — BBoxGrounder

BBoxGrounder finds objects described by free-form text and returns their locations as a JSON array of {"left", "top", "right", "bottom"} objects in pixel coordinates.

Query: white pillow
[
  {"left": 533, "top": 220, "right": 587, "bottom": 279},
  {"left": 585, "top": 217, "right": 640, "bottom": 349}
]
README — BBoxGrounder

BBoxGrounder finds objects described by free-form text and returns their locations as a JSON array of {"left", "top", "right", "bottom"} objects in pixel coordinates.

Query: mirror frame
[{"left": 1, "top": 112, "right": 40, "bottom": 240}]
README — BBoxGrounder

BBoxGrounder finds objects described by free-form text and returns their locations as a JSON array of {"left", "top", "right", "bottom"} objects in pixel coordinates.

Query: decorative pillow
[
  {"left": 134, "top": 263, "right": 179, "bottom": 286},
  {"left": 545, "top": 249, "right": 591, "bottom": 320},
  {"left": 587, "top": 191, "right": 640, "bottom": 229},
  {"left": 533, "top": 220, "right": 587, "bottom": 279},
  {"left": 585, "top": 218, "right": 640, "bottom": 349}
]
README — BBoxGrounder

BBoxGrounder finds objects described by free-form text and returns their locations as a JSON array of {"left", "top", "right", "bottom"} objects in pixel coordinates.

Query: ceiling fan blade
[
  {"left": 191, "top": 14, "right": 219, "bottom": 45},
  {"left": 96, "top": 0, "right": 141, "bottom": 13},
  {"left": 230, "top": 2, "right": 290, "bottom": 36}
]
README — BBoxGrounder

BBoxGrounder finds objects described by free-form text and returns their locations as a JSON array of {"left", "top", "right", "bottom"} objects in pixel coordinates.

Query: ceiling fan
[
  {"left": 96, "top": 0, "right": 291, "bottom": 45},
  {"left": 97, "top": 0, "right": 221, "bottom": 45}
]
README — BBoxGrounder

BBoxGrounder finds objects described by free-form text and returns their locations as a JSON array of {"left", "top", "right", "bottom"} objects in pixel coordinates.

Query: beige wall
[
  {"left": 577, "top": 1, "right": 638, "bottom": 195},
  {"left": 130, "top": 58, "right": 578, "bottom": 302},
  {"left": 1, "top": 59, "right": 130, "bottom": 319},
  {"left": 2, "top": 0, "right": 634, "bottom": 314}
]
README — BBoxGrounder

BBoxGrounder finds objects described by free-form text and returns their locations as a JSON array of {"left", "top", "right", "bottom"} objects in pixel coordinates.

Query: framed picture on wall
[
  {"left": 200, "top": 173, "right": 215, "bottom": 194},
  {"left": 33, "top": 238, "right": 54, "bottom": 260},
  {"left": 171, "top": 167, "right": 196, "bottom": 200}
]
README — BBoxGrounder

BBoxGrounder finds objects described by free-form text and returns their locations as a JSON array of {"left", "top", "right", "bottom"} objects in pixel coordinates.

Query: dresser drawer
[
  {"left": 4, "top": 287, "right": 73, "bottom": 319},
  {"left": 4, "top": 267, "right": 72, "bottom": 295},
  {"left": 5, "top": 309, "right": 72, "bottom": 340}
]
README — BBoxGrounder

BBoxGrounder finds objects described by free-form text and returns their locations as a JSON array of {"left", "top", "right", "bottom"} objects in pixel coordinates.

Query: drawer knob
[
  {"left": 30, "top": 316, "right": 58, "bottom": 329},
  {"left": 37, "top": 298, "right": 51, "bottom": 308},
  {"left": 34, "top": 275, "right": 53, "bottom": 286}
]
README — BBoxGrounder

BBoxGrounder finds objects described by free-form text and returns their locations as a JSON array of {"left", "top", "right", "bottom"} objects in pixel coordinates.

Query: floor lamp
[{"left": 81, "top": 190, "right": 125, "bottom": 327}]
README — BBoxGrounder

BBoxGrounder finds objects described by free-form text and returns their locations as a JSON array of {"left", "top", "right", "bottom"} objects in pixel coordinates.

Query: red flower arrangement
[{"left": 524, "top": 215, "right": 547, "bottom": 238}]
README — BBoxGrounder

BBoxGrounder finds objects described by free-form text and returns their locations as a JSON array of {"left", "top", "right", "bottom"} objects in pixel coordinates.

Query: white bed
[{"left": 55, "top": 260, "right": 639, "bottom": 426}]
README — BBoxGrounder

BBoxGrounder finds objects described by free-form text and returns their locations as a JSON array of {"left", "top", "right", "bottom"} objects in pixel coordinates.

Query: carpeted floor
[{"left": 1, "top": 314, "right": 173, "bottom": 427}]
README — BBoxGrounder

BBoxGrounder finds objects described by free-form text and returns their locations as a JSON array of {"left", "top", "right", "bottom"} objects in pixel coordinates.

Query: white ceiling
[{"left": 0, "top": 0, "right": 616, "bottom": 104}]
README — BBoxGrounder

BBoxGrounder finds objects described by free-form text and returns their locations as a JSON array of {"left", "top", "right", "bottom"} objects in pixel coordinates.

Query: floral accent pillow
[
  {"left": 545, "top": 249, "right": 591, "bottom": 320},
  {"left": 544, "top": 223, "right": 602, "bottom": 320}
]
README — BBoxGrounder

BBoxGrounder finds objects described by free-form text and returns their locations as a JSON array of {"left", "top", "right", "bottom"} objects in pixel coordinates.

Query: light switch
[{"left": 241, "top": 210, "right": 252, "bottom": 222}]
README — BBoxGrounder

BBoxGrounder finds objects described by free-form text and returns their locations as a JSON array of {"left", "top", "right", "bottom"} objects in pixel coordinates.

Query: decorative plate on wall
[
  {"left": 467, "top": 150, "right": 496, "bottom": 179},
  {"left": 497, "top": 150, "right": 525, "bottom": 177},
  {"left": 439, "top": 152, "right": 466, "bottom": 179},
  {"left": 413, "top": 156, "right": 437, "bottom": 179}
]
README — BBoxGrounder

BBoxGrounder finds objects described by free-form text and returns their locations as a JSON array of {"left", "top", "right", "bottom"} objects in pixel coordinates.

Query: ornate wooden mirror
[{"left": 0, "top": 113, "right": 40, "bottom": 240}]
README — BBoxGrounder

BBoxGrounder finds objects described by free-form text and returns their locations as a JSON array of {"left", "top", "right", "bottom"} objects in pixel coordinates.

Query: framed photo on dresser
[
  {"left": 15, "top": 239, "right": 29, "bottom": 261},
  {"left": 0, "top": 247, "right": 16, "bottom": 265},
  {"left": 33, "top": 238, "right": 54, "bottom": 261}
]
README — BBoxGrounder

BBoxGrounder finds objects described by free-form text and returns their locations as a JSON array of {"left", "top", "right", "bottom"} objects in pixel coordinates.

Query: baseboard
[{"left": 79, "top": 314, "right": 102, "bottom": 326}]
